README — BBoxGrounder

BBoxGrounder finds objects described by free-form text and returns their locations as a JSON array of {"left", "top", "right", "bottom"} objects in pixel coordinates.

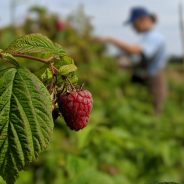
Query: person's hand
[{"left": 96, "top": 37, "right": 112, "bottom": 43}]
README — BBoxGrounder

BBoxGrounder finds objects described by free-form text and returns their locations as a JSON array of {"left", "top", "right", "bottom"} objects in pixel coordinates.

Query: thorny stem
[
  {"left": 47, "top": 64, "right": 59, "bottom": 109},
  {"left": 50, "top": 63, "right": 59, "bottom": 75},
  {"left": 61, "top": 76, "right": 75, "bottom": 92},
  {"left": 66, "top": 78, "right": 75, "bottom": 91},
  {"left": 48, "top": 64, "right": 57, "bottom": 94}
]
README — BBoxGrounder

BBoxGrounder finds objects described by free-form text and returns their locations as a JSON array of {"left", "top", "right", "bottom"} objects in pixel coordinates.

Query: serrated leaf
[
  {"left": 5, "top": 33, "right": 66, "bottom": 57},
  {"left": 0, "top": 67, "right": 54, "bottom": 184},
  {"left": 59, "top": 64, "right": 77, "bottom": 76}
]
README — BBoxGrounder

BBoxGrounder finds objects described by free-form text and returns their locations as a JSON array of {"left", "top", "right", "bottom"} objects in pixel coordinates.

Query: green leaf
[
  {"left": 0, "top": 53, "right": 19, "bottom": 67},
  {"left": 66, "top": 156, "right": 114, "bottom": 184},
  {"left": 54, "top": 56, "right": 75, "bottom": 69},
  {"left": 0, "top": 67, "right": 54, "bottom": 184},
  {"left": 5, "top": 33, "right": 65, "bottom": 57},
  {"left": 59, "top": 64, "right": 77, "bottom": 76},
  {"left": 41, "top": 68, "right": 53, "bottom": 81},
  {"left": 55, "top": 56, "right": 78, "bottom": 84},
  {"left": 40, "top": 55, "right": 78, "bottom": 86}
]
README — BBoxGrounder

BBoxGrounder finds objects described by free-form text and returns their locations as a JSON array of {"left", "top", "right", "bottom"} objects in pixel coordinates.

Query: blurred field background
[{"left": 0, "top": 1, "right": 184, "bottom": 184}]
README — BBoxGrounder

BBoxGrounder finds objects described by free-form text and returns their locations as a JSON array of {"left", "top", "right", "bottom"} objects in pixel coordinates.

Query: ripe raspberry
[
  {"left": 58, "top": 90, "right": 93, "bottom": 131},
  {"left": 55, "top": 20, "right": 65, "bottom": 31}
]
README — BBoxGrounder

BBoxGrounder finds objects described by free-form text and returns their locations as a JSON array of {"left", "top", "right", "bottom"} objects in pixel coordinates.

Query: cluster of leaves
[{"left": 0, "top": 33, "right": 78, "bottom": 184}]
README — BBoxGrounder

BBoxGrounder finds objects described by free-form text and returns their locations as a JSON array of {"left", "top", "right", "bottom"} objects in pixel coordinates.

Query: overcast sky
[{"left": 0, "top": 0, "right": 184, "bottom": 56}]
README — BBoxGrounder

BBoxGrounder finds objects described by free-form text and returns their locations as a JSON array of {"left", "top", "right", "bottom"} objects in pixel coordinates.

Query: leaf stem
[{"left": 12, "top": 53, "right": 54, "bottom": 64}]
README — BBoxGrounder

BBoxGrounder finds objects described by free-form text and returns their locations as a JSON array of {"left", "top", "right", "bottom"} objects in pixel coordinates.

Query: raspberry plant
[{"left": 0, "top": 33, "right": 92, "bottom": 184}]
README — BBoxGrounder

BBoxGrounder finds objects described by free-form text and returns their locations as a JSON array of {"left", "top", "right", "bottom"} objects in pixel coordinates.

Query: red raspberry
[
  {"left": 55, "top": 20, "right": 65, "bottom": 31},
  {"left": 58, "top": 90, "right": 93, "bottom": 131}
]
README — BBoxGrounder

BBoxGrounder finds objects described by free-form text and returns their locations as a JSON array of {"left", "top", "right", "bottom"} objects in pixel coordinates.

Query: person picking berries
[{"left": 99, "top": 7, "right": 168, "bottom": 115}]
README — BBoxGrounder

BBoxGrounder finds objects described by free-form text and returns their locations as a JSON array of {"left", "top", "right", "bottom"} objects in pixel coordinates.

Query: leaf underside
[{"left": 0, "top": 67, "right": 54, "bottom": 184}]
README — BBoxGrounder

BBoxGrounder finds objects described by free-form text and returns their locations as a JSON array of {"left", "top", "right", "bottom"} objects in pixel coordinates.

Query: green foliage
[
  {"left": 40, "top": 55, "right": 78, "bottom": 87},
  {"left": 66, "top": 155, "right": 114, "bottom": 184},
  {"left": 0, "top": 6, "right": 184, "bottom": 184},
  {"left": 5, "top": 33, "right": 65, "bottom": 57},
  {"left": 0, "top": 51, "right": 19, "bottom": 67},
  {"left": 12, "top": 7, "right": 182, "bottom": 184},
  {"left": 0, "top": 67, "right": 54, "bottom": 184},
  {"left": 0, "top": 33, "right": 79, "bottom": 184},
  {"left": 59, "top": 64, "right": 77, "bottom": 75}
]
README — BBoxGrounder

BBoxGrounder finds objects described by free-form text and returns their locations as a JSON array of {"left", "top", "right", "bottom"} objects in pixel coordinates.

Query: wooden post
[
  {"left": 10, "top": 0, "right": 16, "bottom": 26},
  {"left": 179, "top": 1, "right": 184, "bottom": 64}
]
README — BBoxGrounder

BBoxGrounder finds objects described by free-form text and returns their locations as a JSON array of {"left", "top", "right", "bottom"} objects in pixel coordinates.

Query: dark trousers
[
  {"left": 132, "top": 70, "right": 167, "bottom": 115},
  {"left": 148, "top": 70, "right": 167, "bottom": 115}
]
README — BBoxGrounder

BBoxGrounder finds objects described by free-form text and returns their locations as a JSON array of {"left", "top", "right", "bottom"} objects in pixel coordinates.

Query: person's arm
[{"left": 100, "top": 37, "right": 142, "bottom": 55}]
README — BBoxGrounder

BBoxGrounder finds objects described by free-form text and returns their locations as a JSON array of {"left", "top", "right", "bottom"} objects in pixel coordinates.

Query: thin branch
[
  {"left": 12, "top": 53, "right": 54, "bottom": 64},
  {"left": 66, "top": 77, "right": 75, "bottom": 91}
]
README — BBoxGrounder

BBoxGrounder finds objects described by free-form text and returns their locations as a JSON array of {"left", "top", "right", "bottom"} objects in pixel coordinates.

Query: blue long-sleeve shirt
[{"left": 139, "top": 29, "right": 168, "bottom": 76}]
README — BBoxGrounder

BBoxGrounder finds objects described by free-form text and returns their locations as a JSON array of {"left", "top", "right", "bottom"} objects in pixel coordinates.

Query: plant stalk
[{"left": 12, "top": 53, "right": 54, "bottom": 64}]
